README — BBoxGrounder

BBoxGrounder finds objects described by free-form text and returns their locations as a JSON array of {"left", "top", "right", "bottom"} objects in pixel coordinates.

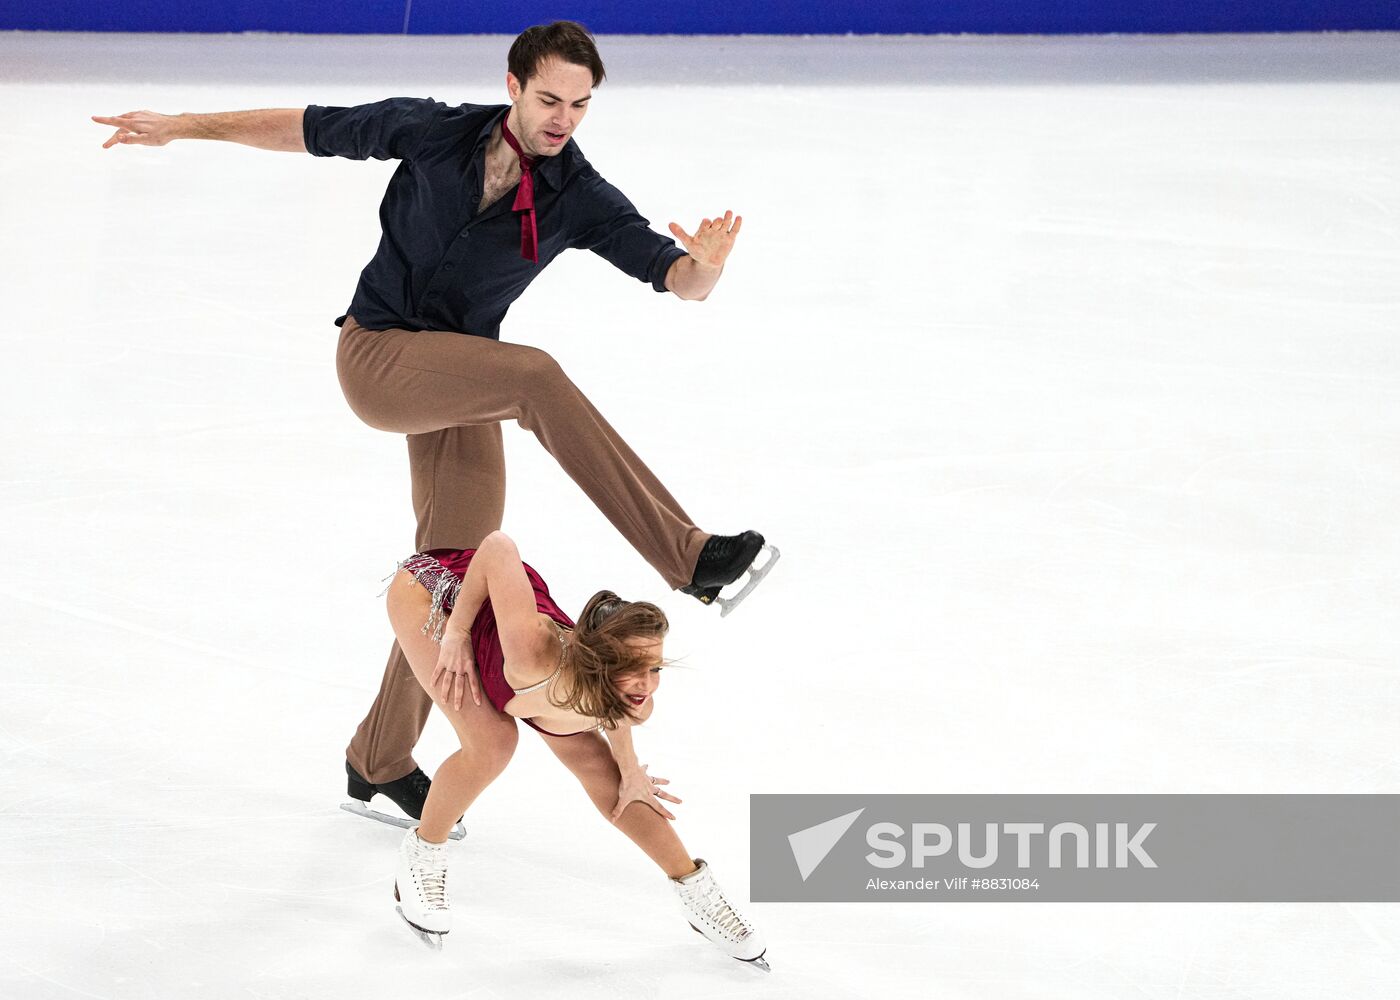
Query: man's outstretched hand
[
  {"left": 91, "top": 111, "right": 182, "bottom": 149},
  {"left": 668, "top": 210, "right": 742, "bottom": 271}
]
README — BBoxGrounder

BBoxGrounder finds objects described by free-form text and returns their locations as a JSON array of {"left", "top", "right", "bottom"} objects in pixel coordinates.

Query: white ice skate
[
  {"left": 670, "top": 858, "right": 770, "bottom": 971},
  {"left": 394, "top": 829, "right": 452, "bottom": 950}
]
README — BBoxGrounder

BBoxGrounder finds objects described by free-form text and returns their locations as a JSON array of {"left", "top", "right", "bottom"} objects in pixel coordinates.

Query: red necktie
[{"left": 499, "top": 114, "right": 539, "bottom": 264}]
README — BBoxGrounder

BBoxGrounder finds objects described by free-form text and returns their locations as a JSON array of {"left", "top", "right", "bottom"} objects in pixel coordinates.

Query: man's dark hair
[{"left": 508, "top": 21, "right": 607, "bottom": 89}]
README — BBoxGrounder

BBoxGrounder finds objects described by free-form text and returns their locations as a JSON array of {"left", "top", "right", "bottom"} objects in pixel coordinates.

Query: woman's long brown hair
[{"left": 550, "top": 590, "right": 668, "bottom": 730}]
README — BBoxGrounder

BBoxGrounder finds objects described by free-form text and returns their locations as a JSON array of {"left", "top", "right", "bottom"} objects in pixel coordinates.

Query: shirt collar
[{"left": 480, "top": 104, "right": 567, "bottom": 192}]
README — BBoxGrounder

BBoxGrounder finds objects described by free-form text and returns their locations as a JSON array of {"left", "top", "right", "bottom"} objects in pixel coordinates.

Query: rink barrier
[{"left": 3, "top": 1, "right": 1399, "bottom": 35}]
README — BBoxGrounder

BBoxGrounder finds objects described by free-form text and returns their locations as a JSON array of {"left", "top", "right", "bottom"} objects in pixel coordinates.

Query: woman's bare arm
[
  {"left": 468, "top": 531, "right": 553, "bottom": 669},
  {"left": 430, "top": 532, "right": 545, "bottom": 709},
  {"left": 443, "top": 551, "right": 489, "bottom": 642}
]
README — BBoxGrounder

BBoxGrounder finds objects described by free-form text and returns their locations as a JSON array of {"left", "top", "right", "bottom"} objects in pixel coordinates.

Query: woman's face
[{"left": 614, "top": 636, "right": 664, "bottom": 709}]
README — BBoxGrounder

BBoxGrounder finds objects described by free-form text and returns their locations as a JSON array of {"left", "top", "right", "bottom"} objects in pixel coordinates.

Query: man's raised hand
[
  {"left": 668, "top": 210, "right": 743, "bottom": 271},
  {"left": 91, "top": 111, "right": 182, "bottom": 149}
]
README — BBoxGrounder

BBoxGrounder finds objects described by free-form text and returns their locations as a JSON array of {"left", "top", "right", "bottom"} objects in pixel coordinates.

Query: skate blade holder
[
  {"left": 340, "top": 800, "right": 467, "bottom": 842},
  {"left": 716, "top": 544, "right": 780, "bottom": 618}
]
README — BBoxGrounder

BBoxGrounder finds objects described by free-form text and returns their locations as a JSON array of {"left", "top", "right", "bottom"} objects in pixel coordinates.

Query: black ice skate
[
  {"left": 681, "top": 530, "right": 780, "bottom": 617},
  {"left": 340, "top": 762, "right": 466, "bottom": 841}
]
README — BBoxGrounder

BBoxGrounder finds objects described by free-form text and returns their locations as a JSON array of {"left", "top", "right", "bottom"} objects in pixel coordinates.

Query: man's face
[{"left": 507, "top": 57, "right": 594, "bottom": 158}]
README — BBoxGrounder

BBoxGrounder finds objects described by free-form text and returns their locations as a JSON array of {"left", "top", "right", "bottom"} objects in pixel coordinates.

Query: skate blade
[
  {"left": 340, "top": 801, "right": 466, "bottom": 842},
  {"left": 716, "top": 544, "right": 780, "bottom": 618},
  {"left": 396, "top": 906, "right": 445, "bottom": 951}
]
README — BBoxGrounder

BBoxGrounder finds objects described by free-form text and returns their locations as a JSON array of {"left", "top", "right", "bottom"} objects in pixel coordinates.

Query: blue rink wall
[{"left": 3, "top": 1, "right": 1398, "bottom": 34}]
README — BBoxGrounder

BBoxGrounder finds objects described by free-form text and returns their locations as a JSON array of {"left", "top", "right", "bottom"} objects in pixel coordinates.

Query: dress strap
[
  {"left": 512, "top": 619, "right": 570, "bottom": 694},
  {"left": 512, "top": 663, "right": 561, "bottom": 695}
]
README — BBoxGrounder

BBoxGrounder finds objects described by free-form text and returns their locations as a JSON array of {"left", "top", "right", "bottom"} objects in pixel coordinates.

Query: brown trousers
[{"left": 337, "top": 316, "right": 707, "bottom": 782}]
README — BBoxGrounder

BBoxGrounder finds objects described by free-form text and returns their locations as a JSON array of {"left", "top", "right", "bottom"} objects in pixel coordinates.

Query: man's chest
[
  {"left": 389, "top": 148, "right": 572, "bottom": 262},
  {"left": 478, "top": 161, "right": 520, "bottom": 215}
]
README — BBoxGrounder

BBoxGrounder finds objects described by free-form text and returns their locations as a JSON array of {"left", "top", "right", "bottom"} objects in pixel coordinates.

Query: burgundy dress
[{"left": 396, "top": 548, "right": 587, "bottom": 737}]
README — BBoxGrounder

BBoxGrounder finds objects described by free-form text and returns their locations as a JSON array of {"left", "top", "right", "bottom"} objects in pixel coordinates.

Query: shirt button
[
  {"left": 458, "top": 231, "right": 469, "bottom": 240},
  {"left": 443, "top": 262, "right": 455, "bottom": 271}
]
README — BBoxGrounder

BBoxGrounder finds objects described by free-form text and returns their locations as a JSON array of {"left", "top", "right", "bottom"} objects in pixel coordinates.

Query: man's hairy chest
[{"left": 478, "top": 163, "right": 521, "bottom": 215}]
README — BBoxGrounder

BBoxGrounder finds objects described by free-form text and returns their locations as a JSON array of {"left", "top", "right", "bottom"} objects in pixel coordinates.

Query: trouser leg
[
  {"left": 345, "top": 420, "right": 507, "bottom": 783},
  {"left": 337, "top": 317, "right": 707, "bottom": 588},
  {"left": 409, "top": 423, "right": 506, "bottom": 552}
]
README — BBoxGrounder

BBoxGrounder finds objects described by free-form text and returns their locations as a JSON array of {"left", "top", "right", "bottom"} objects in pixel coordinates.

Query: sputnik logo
[{"left": 788, "top": 808, "right": 865, "bottom": 881}]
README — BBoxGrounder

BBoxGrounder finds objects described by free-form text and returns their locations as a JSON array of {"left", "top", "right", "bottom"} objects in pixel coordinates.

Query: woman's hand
[
  {"left": 610, "top": 764, "right": 681, "bottom": 823},
  {"left": 431, "top": 629, "right": 481, "bottom": 710}
]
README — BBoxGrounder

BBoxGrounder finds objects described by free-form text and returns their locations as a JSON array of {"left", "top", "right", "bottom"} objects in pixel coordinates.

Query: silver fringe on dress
[{"left": 381, "top": 553, "right": 461, "bottom": 643}]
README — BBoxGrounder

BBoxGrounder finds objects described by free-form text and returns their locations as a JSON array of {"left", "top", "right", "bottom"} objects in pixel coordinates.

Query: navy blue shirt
[{"left": 303, "top": 98, "right": 687, "bottom": 338}]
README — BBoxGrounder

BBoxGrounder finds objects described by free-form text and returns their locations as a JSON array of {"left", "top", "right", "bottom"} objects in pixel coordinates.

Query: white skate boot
[
  {"left": 670, "top": 858, "right": 770, "bottom": 971},
  {"left": 394, "top": 828, "right": 451, "bottom": 949}
]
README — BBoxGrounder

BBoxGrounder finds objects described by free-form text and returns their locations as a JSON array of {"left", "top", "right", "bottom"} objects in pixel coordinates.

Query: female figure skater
[{"left": 383, "top": 530, "right": 769, "bottom": 970}]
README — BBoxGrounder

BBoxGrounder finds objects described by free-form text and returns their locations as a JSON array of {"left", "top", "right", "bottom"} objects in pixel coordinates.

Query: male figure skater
[{"left": 92, "top": 21, "right": 777, "bottom": 823}]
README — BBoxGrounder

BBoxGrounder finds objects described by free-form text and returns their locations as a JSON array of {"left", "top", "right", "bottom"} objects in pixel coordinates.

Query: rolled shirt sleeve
[
  {"left": 303, "top": 97, "right": 443, "bottom": 161},
  {"left": 570, "top": 170, "right": 688, "bottom": 293}
]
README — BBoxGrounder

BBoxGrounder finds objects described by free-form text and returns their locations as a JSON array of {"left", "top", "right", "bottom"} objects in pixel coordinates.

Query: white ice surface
[{"left": 2, "top": 29, "right": 1400, "bottom": 1000}]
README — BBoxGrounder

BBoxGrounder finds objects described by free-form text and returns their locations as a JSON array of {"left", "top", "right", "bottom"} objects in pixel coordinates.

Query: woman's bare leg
[
  {"left": 541, "top": 730, "right": 697, "bottom": 879},
  {"left": 387, "top": 571, "right": 520, "bottom": 843}
]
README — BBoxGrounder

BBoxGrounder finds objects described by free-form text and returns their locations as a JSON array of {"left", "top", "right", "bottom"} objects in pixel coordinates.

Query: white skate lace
[
  {"left": 411, "top": 842, "right": 450, "bottom": 911},
  {"left": 682, "top": 878, "right": 751, "bottom": 941}
]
